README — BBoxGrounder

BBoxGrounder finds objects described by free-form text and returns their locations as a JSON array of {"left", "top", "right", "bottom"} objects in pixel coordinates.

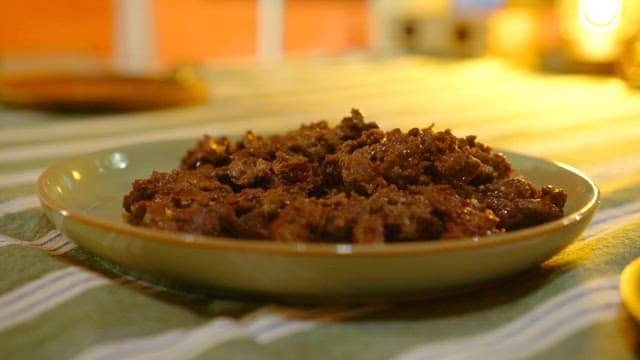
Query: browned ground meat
[{"left": 123, "top": 109, "right": 567, "bottom": 243}]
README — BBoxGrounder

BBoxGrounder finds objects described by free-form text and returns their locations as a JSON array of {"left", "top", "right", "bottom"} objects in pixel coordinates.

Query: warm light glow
[
  {"left": 559, "top": 0, "right": 640, "bottom": 62},
  {"left": 580, "top": 0, "right": 621, "bottom": 31},
  {"left": 564, "top": 0, "right": 640, "bottom": 38},
  {"left": 487, "top": 8, "right": 538, "bottom": 59},
  {"left": 71, "top": 170, "right": 82, "bottom": 180}
]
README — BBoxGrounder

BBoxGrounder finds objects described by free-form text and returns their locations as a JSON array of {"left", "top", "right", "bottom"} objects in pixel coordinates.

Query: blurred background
[
  {"left": 1, "top": 0, "right": 639, "bottom": 73},
  {"left": 0, "top": 0, "right": 369, "bottom": 74},
  {"left": 2, "top": 0, "right": 640, "bottom": 110}
]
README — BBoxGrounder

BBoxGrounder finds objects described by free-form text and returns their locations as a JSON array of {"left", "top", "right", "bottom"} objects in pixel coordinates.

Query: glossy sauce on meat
[{"left": 123, "top": 109, "right": 567, "bottom": 243}]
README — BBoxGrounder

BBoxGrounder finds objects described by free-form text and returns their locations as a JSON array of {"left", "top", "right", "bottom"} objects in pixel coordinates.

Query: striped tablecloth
[{"left": 1, "top": 56, "right": 640, "bottom": 359}]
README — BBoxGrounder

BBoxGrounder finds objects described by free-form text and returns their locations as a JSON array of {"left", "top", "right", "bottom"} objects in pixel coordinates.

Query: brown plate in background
[{"left": 0, "top": 70, "right": 208, "bottom": 111}]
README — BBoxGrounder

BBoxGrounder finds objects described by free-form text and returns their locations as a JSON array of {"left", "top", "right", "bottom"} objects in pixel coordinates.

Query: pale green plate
[{"left": 37, "top": 139, "right": 600, "bottom": 302}]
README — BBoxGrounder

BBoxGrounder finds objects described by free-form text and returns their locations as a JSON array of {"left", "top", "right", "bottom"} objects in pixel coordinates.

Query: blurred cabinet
[
  {"left": 284, "top": 0, "right": 368, "bottom": 56},
  {"left": 0, "top": 0, "right": 369, "bottom": 69},
  {"left": 0, "top": 1, "right": 113, "bottom": 60}
]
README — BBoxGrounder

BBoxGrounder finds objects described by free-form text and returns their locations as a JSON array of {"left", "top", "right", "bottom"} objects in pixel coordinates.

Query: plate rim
[{"left": 36, "top": 139, "right": 601, "bottom": 257}]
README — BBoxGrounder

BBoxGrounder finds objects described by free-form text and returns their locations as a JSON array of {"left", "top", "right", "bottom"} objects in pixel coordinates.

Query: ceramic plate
[{"left": 37, "top": 139, "right": 600, "bottom": 302}]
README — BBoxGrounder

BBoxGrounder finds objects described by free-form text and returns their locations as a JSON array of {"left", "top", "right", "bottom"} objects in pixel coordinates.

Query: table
[{"left": 1, "top": 56, "right": 639, "bottom": 359}]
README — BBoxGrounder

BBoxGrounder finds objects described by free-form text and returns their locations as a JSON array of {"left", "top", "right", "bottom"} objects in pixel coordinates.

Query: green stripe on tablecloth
[
  {"left": 544, "top": 221, "right": 640, "bottom": 273},
  {"left": 0, "top": 258, "right": 259, "bottom": 359},
  {"left": 488, "top": 114, "right": 640, "bottom": 149},
  {"left": 0, "top": 109, "right": 61, "bottom": 127},
  {"left": 553, "top": 149, "right": 640, "bottom": 174},
  {"left": 0, "top": 104, "right": 248, "bottom": 150},
  {"left": 0, "top": 209, "right": 54, "bottom": 241},
  {"left": 0, "top": 235, "right": 259, "bottom": 359},
  {"left": 0, "top": 285, "right": 210, "bottom": 359},
  {"left": 0, "top": 246, "right": 69, "bottom": 294},
  {"left": 59, "top": 246, "right": 263, "bottom": 318},
  {"left": 599, "top": 179, "right": 640, "bottom": 211},
  {"left": 0, "top": 113, "right": 314, "bottom": 168},
  {"left": 212, "top": 69, "right": 630, "bottom": 124},
  {"left": 0, "top": 160, "right": 50, "bottom": 174},
  {"left": 193, "top": 339, "right": 280, "bottom": 360},
  {"left": 247, "top": 86, "right": 616, "bottom": 128},
  {"left": 0, "top": 185, "right": 34, "bottom": 203},
  {"left": 530, "top": 315, "right": 636, "bottom": 360}
]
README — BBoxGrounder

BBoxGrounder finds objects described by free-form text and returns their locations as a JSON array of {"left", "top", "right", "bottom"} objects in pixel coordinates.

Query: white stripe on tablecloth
[
  {"left": 245, "top": 305, "right": 383, "bottom": 344},
  {"left": 0, "top": 253, "right": 164, "bottom": 334},
  {"left": 393, "top": 276, "right": 620, "bottom": 360},
  {"left": 0, "top": 267, "right": 110, "bottom": 332},
  {"left": 0, "top": 104, "right": 239, "bottom": 145},
  {"left": 581, "top": 200, "right": 640, "bottom": 240},
  {"left": 483, "top": 297, "right": 618, "bottom": 360},
  {"left": 74, "top": 277, "right": 621, "bottom": 360},
  {"left": 0, "top": 234, "right": 23, "bottom": 248},
  {"left": 0, "top": 114, "right": 304, "bottom": 164},
  {"left": 33, "top": 231, "right": 77, "bottom": 255},
  {"left": 586, "top": 154, "right": 640, "bottom": 183},
  {"left": 0, "top": 231, "right": 76, "bottom": 254},
  {"left": 0, "top": 195, "right": 41, "bottom": 216},
  {"left": 0, "top": 131, "right": 188, "bottom": 164},
  {"left": 510, "top": 119, "right": 640, "bottom": 157},
  {"left": 0, "top": 168, "right": 45, "bottom": 188},
  {"left": 72, "top": 305, "right": 383, "bottom": 360},
  {"left": 0, "top": 267, "right": 81, "bottom": 309},
  {"left": 73, "top": 318, "right": 245, "bottom": 360}
]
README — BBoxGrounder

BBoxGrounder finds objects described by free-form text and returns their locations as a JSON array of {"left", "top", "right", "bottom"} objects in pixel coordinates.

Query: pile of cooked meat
[{"left": 123, "top": 109, "right": 567, "bottom": 243}]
